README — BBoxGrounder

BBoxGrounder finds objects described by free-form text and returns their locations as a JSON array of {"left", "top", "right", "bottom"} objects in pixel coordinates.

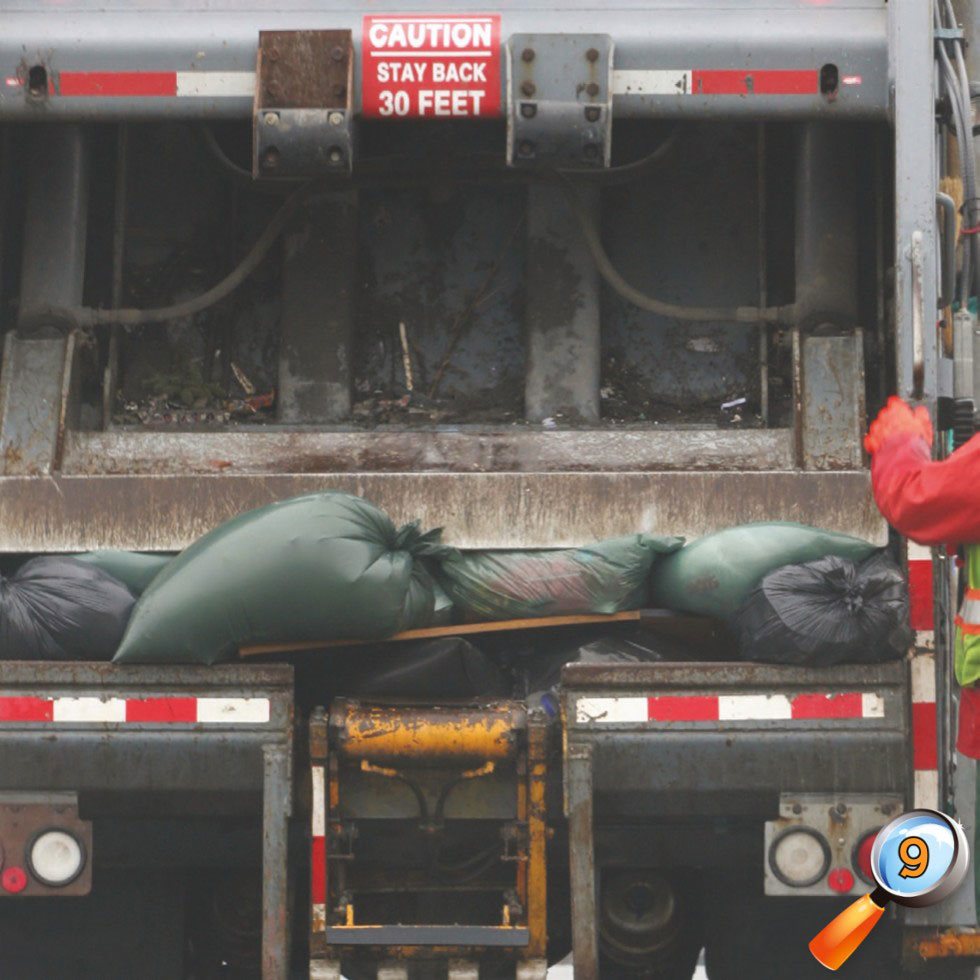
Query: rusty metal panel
[
  {"left": 0, "top": 469, "right": 887, "bottom": 551},
  {"left": 801, "top": 333, "right": 865, "bottom": 470},
  {"left": 256, "top": 30, "right": 351, "bottom": 110}
]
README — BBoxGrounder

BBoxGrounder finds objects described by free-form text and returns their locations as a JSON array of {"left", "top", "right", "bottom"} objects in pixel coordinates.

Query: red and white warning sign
[{"left": 362, "top": 13, "right": 501, "bottom": 119}]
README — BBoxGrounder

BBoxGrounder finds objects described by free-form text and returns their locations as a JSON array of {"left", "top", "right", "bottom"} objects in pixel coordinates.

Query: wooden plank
[{"left": 239, "top": 610, "right": 643, "bottom": 657}]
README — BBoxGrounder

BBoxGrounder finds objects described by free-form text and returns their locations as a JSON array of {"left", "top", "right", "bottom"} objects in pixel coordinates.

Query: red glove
[{"left": 864, "top": 396, "right": 933, "bottom": 455}]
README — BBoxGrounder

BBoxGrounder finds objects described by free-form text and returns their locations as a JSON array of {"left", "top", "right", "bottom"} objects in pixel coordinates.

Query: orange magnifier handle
[{"left": 809, "top": 887, "right": 890, "bottom": 971}]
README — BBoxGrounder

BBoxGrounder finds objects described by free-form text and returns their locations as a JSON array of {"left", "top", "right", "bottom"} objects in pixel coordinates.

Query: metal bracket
[
  {"left": 253, "top": 30, "right": 354, "bottom": 177},
  {"left": 506, "top": 34, "right": 613, "bottom": 170}
]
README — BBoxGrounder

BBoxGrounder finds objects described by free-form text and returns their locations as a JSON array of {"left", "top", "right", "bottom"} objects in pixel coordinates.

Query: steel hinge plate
[{"left": 506, "top": 34, "right": 614, "bottom": 170}]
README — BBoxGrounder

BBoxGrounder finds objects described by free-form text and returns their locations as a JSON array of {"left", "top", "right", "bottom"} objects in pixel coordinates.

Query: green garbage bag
[
  {"left": 434, "top": 534, "right": 683, "bottom": 621},
  {"left": 114, "top": 492, "right": 453, "bottom": 664},
  {"left": 74, "top": 551, "right": 173, "bottom": 595},
  {"left": 649, "top": 522, "right": 878, "bottom": 619}
]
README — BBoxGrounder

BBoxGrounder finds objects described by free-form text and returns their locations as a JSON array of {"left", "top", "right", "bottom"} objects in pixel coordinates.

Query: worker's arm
[{"left": 872, "top": 433, "right": 980, "bottom": 546}]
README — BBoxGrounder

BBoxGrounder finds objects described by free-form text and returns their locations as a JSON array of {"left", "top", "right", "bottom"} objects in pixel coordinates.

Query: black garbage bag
[
  {"left": 521, "top": 634, "right": 693, "bottom": 717},
  {"left": 0, "top": 556, "right": 135, "bottom": 661},
  {"left": 340, "top": 637, "right": 510, "bottom": 699},
  {"left": 733, "top": 552, "right": 912, "bottom": 666}
]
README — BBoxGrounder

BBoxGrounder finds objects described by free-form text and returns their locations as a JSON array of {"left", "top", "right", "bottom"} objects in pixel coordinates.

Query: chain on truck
[{"left": 0, "top": 1, "right": 977, "bottom": 978}]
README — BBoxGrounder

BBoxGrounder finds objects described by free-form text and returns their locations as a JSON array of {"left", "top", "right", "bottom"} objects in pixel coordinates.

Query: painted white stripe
[
  {"left": 719, "top": 694, "right": 792, "bottom": 721},
  {"left": 311, "top": 902, "right": 328, "bottom": 936},
  {"left": 613, "top": 69, "right": 692, "bottom": 96},
  {"left": 861, "top": 693, "right": 886, "bottom": 718},
  {"left": 907, "top": 542, "right": 932, "bottom": 561},
  {"left": 914, "top": 630, "right": 935, "bottom": 651},
  {"left": 576, "top": 697, "right": 647, "bottom": 724},
  {"left": 911, "top": 652, "right": 937, "bottom": 703},
  {"left": 52, "top": 697, "right": 126, "bottom": 723},
  {"left": 196, "top": 698, "right": 270, "bottom": 724},
  {"left": 312, "top": 765, "right": 326, "bottom": 835},
  {"left": 914, "top": 769, "right": 940, "bottom": 810},
  {"left": 175, "top": 71, "right": 255, "bottom": 97}
]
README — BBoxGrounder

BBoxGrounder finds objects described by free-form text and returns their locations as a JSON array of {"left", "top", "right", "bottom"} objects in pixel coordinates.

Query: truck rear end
[{"left": 0, "top": 1, "right": 974, "bottom": 977}]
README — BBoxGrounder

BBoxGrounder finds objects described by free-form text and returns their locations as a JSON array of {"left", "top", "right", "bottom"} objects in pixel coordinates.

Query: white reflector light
[
  {"left": 769, "top": 827, "right": 830, "bottom": 888},
  {"left": 29, "top": 830, "right": 85, "bottom": 887}
]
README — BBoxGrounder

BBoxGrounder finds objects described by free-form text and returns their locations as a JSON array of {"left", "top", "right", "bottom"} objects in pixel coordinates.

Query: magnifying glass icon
[{"left": 809, "top": 808, "right": 970, "bottom": 971}]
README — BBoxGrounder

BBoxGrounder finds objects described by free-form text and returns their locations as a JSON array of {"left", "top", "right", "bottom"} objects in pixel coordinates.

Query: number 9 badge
[{"left": 809, "top": 809, "right": 970, "bottom": 970}]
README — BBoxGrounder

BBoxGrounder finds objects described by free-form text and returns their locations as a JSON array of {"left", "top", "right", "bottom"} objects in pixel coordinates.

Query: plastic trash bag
[
  {"left": 74, "top": 551, "right": 173, "bottom": 595},
  {"left": 435, "top": 534, "right": 683, "bottom": 621},
  {"left": 340, "top": 637, "right": 510, "bottom": 699},
  {"left": 733, "top": 552, "right": 911, "bottom": 666},
  {"left": 114, "top": 492, "right": 453, "bottom": 665},
  {"left": 649, "top": 522, "right": 878, "bottom": 618},
  {"left": 0, "top": 556, "right": 135, "bottom": 661}
]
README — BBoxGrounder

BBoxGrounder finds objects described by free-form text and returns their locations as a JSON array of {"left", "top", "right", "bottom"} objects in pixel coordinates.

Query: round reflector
[
  {"left": 827, "top": 867, "right": 855, "bottom": 893},
  {"left": 769, "top": 827, "right": 831, "bottom": 888},
  {"left": 1, "top": 867, "right": 27, "bottom": 893},
  {"left": 28, "top": 830, "right": 85, "bottom": 887},
  {"left": 853, "top": 828, "right": 880, "bottom": 885}
]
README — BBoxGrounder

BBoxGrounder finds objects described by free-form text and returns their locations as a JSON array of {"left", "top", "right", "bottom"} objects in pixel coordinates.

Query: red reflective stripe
[
  {"left": 125, "top": 698, "right": 197, "bottom": 723},
  {"left": 912, "top": 701, "right": 938, "bottom": 769},
  {"left": 311, "top": 836, "right": 326, "bottom": 904},
  {"left": 790, "top": 693, "right": 863, "bottom": 719},
  {"left": 0, "top": 697, "right": 53, "bottom": 722},
  {"left": 908, "top": 560, "right": 934, "bottom": 632},
  {"left": 690, "top": 69, "right": 818, "bottom": 96},
  {"left": 647, "top": 696, "right": 718, "bottom": 721},
  {"left": 57, "top": 71, "right": 177, "bottom": 97}
]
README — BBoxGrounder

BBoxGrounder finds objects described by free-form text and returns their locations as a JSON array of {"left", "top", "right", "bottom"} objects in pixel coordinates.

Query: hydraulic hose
[
  {"left": 31, "top": 131, "right": 791, "bottom": 330},
  {"left": 556, "top": 175, "right": 793, "bottom": 324}
]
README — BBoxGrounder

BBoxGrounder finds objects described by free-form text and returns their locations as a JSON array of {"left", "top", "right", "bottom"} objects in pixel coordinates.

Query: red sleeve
[{"left": 871, "top": 432, "right": 980, "bottom": 546}]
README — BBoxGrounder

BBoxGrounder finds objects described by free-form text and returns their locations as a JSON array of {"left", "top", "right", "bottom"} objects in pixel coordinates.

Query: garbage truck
[{"left": 0, "top": 1, "right": 976, "bottom": 977}]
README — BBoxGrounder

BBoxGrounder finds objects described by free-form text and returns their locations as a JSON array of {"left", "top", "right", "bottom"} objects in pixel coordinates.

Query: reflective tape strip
[
  {"left": 577, "top": 693, "right": 882, "bottom": 723},
  {"left": 52, "top": 71, "right": 255, "bottom": 98},
  {"left": 195, "top": 698, "right": 270, "bottom": 724},
  {"left": 0, "top": 696, "right": 270, "bottom": 724},
  {"left": 907, "top": 546, "right": 935, "bottom": 633},
  {"left": 911, "top": 652, "right": 937, "bottom": 703},
  {"left": 612, "top": 68, "right": 819, "bottom": 97},
  {"left": 914, "top": 769, "right": 940, "bottom": 811},
  {"left": 311, "top": 764, "right": 327, "bottom": 913},
  {"left": 53, "top": 697, "right": 127, "bottom": 723},
  {"left": 958, "top": 597, "right": 980, "bottom": 624}
]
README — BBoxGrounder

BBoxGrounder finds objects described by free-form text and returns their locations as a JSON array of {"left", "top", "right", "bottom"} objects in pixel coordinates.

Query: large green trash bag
[
  {"left": 649, "top": 522, "right": 878, "bottom": 619},
  {"left": 114, "top": 492, "right": 452, "bottom": 664},
  {"left": 74, "top": 551, "right": 173, "bottom": 595},
  {"left": 434, "top": 534, "right": 683, "bottom": 621}
]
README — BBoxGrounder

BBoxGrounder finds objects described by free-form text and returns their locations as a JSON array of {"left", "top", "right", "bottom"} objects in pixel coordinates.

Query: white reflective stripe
[
  {"left": 915, "top": 630, "right": 935, "bottom": 651},
  {"left": 907, "top": 542, "right": 932, "bottom": 561},
  {"left": 312, "top": 765, "right": 326, "bottom": 836},
  {"left": 576, "top": 697, "right": 647, "bottom": 723},
  {"left": 175, "top": 71, "right": 255, "bottom": 97},
  {"left": 861, "top": 693, "right": 885, "bottom": 718},
  {"left": 52, "top": 697, "right": 126, "bottom": 722},
  {"left": 196, "top": 698, "right": 270, "bottom": 723},
  {"left": 959, "top": 597, "right": 980, "bottom": 625},
  {"left": 718, "top": 694, "right": 792, "bottom": 720},
  {"left": 914, "top": 769, "right": 940, "bottom": 810},
  {"left": 311, "top": 902, "right": 328, "bottom": 937},
  {"left": 612, "top": 69, "right": 692, "bottom": 96},
  {"left": 911, "top": 652, "right": 937, "bottom": 703}
]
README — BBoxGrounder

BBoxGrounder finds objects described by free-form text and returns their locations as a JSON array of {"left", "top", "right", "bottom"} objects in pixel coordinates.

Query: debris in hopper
[
  {"left": 231, "top": 361, "right": 256, "bottom": 395},
  {"left": 721, "top": 396, "right": 746, "bottom": 411},
  {"left": 542, "top": 417, "right": 557, "bottom": 429},
  {"left": 399, "top": 321, "right": 415, "bottom": 392}
]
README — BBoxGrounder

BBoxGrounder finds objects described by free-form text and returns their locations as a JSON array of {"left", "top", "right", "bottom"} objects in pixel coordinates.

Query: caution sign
[{"left": 362, "top": 14, "right": 501, "bottom": 118}]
